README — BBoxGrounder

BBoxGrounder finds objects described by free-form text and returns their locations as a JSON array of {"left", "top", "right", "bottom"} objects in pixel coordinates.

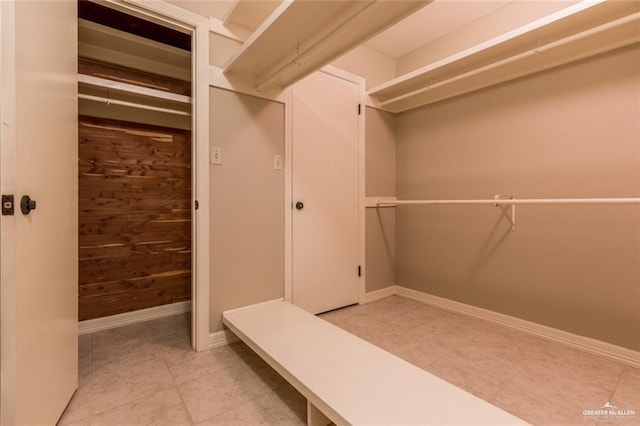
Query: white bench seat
[{"left": 222, "top": 299, "right": 528, "bottom": 426}]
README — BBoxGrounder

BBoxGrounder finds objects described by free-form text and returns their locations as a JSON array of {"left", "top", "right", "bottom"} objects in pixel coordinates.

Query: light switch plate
[
  {"left": 273, "top": 154, "right": 282, "bottom": 170},
  {"left": 211, "top": 146, "right": 222, "bottom": 165}
]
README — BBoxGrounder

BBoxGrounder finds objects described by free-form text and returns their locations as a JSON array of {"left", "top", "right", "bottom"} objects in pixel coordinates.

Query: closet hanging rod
[
  {"left": 78, "top": 94, "right": 191, "bottom": 116},
  {"left": 375, "top": 198, "right": 640, "bottom": 206},
  {"left": 373, "top": 196, "right": 640, "bottom": 232}
]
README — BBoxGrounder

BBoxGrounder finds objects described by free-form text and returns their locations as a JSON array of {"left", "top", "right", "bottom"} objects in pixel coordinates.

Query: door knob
[
  {"left": 20, "top": 195, "right": 36, "bottom": 215},
  {"left": 295, "top": 201, "right": 304, "bottom": 210}
]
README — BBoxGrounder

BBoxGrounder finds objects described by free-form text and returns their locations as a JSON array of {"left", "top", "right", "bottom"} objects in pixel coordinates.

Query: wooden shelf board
[{"left": 78, "top": 74, "right": 192, "bottom": 104}]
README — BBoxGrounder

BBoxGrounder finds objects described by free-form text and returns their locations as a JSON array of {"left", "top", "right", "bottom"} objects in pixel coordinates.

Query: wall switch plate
[
  {"left": 211, "top": 146, "right": 222, "bottom": 165},
  {"left": 273, "top": 154, "right": 282, "bottom": 170}
]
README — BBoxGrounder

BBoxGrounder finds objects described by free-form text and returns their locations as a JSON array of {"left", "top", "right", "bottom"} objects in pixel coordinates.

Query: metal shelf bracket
[{"left": 495, "top": 194, "right": 516, "bottom": 231}]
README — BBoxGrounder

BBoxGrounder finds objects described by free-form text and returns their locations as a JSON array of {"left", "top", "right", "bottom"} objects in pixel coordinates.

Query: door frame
[
  {"left": 0, "top": 1, "right": 18, "bottom": 421},
  {"left": 103, "top": 0, "right": 210, "bottom": 351},
  {"left": 284, "top": 66, "right": 367, "bottom": 306}
]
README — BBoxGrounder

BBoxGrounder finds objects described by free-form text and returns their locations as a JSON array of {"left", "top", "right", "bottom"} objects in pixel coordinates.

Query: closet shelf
[
  {"left": 368, "top": 0, "right": 640, "bottom": 113},
  {"left": 78, "top": 74, "right": 191, "bottom": 104},
  {"left": 222, "top": 0, "right": 430, "bottom": 92}
]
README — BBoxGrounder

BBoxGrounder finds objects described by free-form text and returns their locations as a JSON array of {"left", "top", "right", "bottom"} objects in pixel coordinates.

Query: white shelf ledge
[
  {"left": 78, "top": 74, "right": 191, "bottom": 104},
  {"left": 368, "top": 0, "right": 640, "bottom": 113},
  {"left": 223, "top": 0, "right": 430, "bottom": 92}
]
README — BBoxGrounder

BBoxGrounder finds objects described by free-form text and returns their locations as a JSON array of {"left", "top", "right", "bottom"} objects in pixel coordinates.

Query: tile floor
[{"left": 59, "top": 296, "right": 640, "bottom": 425}]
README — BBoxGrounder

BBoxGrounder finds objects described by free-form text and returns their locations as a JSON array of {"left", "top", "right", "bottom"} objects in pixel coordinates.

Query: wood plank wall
[
  {"left": 78, "top": 116, "right": 192, "bottom": 320},
  {"left": 79, "top": 57, "right": 191, "bottom": 96}
]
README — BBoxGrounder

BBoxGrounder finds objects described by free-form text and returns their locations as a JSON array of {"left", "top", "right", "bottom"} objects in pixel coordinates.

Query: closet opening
[{"left": 77, "top": 0, "right": 195, "bottom": 345}]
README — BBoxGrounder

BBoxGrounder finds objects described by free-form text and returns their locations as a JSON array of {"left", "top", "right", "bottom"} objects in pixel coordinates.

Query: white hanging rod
[
  {"left": 78, "top": 94, "right": 191, "bottom": 116},
  {"left": 376, "top": 198, "right": 640, "bottom": 206},
  {"left": 373, "top": 196, "right": 640, "bottom": 232}
]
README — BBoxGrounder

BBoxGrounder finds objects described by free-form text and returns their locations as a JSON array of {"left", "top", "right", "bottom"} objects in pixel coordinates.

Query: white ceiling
[
  {"left": 365, "top": 0, "right": 513, "bottom": 59},
  {"left": 166, "top": 0, "right": 516, "bottom": 61},
  {"left": 164, "top": 0, "right": 236, "bottom": 20}
]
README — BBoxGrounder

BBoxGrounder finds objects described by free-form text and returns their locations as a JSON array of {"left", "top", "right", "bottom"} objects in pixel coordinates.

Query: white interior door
[
  {"left": 1, "top": 1, "right": 78, "bottom": 424},
  {"left": 291, "top": 70, "right": 360, "bottom": 314}
]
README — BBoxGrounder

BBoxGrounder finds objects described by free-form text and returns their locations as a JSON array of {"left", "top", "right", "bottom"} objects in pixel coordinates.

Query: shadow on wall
[
  {"left": 461, "top": 211, "right": 512, "bottom": 294},
  {"left": 376, "top": 208, "right": 396, "bottom": 272}
]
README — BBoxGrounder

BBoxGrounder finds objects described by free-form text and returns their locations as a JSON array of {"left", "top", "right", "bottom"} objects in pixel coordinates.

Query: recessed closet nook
[{"left": 77, "top": 3, "right": 193, "bottom": 324}]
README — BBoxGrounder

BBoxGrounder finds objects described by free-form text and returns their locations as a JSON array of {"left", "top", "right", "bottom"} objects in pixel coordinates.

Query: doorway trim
[
  {"left": 105, "top": 0, "right": 210, "bottom": 351},
  {"left": 284, "top": 66, "right": 366, "bottom": 306},
  {"left": 1, "top": 1, "right": 19, "bottom": 422}
]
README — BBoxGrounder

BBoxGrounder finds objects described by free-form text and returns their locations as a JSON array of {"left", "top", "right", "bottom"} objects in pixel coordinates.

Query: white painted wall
[
  {"left": 332, "top": 45, "right": 395, "bottom": 89},
  {"left": 396, "top": 1, "right": 578, "bottom": 76},
  {"left": 209, "top": 88, "right": 285, "bottom": 332}
]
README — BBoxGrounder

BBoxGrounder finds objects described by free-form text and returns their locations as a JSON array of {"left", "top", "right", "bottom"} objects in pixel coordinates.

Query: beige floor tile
[
  {"left": 91, "top": 387, "right": 192, "bottom": 426},
  {"left": 58, "top": 418, "right": 91, "bottom": 426},
  {"left": 197, "top": 394, "right": 297, "bottom": 426},
  {"left": 165, "top": 345, "right": 241, "bottom": 384},
  {"left": 369, "top": 331, "right": 450, "bottom": 368},
  {"left": 267, "top": 382, "right": 307, "bottom": 426},
  {"left": 497, "top": 364, "right": 613, "bottom": 417},
  {"left": 90, "top": 359, "right": 175, "bottom": 415},
  {"left": 611, "top": 367, "right": 640, "bottom": 412},
  {"left": 58, "top": 387, "right": 92, "bottom": 426},
  {"left": 79, "top": 335, "right": 92, "bottom": 358},
  {"left": 145, "top": 312, "right": 191, "bottom": 337},
  {"left": 223, "top": 343, "right": 305, "bottom": 423},
  {"left": 450, "top": 322, "right": 550, "bottom": 367},
  {"left": 178, "top": 364, "right": 266, "bottom": 423},
  {"left": 91, "top": 338, "right": 165, "bottom": 377},
  {"left": 427, "top": 351, "right": 521, "bottom": 400},
  {"left": 91, "top": 322, "right": 153, "bottom": 352},
  {"left": 327, "top": 318, "right": 380, "bottom": 342},
  {"left": 540, "top": 344, "right": 625, "bottom": 393},
  {"left": 226, "top": 342, "right": 287, "bottom": 392},
  {"left": 318, "top": 309, "right": 353, "bottom": 325},
  {"left": 595, "top": 415, "right": 634, "bottom": 426},
  {"left": 491, "top": 383, "right": 594, "bottom": 425},
  {"left": 78, "top": 354, "right": 92, "bottom": 386},
  {"left": 155, "top": 330, "right": 194, "bottom": 358},
  {"left": 407, "top": 321, "right": 476, "bottom": 350},
  {"left": 590, "top": 399, "right": 638, "bottom": 426}
]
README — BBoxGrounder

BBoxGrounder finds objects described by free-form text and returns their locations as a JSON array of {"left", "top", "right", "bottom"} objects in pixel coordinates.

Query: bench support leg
[{"left": 307, "top": 401, "right": 332, "bottom": 426}]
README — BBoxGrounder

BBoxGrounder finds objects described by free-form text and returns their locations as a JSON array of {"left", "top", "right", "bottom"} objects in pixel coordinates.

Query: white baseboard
[
  {"left": 209, "top": 329, "right": 239, "bottom": 349},
  {"left": 362, "top": 286, "right": 397, "bottom": 304},
  {"left": 78, "top": 301, "right": 191, "bottom": 335},
  {"left": 395, "top": 286, "right": 640, "bottom": 369}
]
